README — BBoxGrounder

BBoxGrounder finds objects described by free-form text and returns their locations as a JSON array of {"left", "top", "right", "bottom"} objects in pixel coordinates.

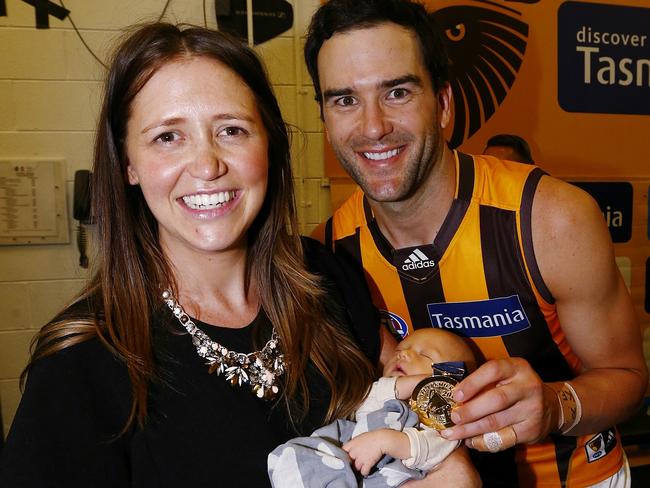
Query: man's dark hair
[
  {"left": 485, "top": 134, "right": 534, "bottom": 164},
  {"left": 304, "top": 0, "right": 449, "bottom": 106}
]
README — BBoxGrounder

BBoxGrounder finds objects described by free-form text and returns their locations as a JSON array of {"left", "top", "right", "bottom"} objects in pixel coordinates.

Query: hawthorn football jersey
[{"left": 316, "top": 151, "right": 624, "bottom": 487}]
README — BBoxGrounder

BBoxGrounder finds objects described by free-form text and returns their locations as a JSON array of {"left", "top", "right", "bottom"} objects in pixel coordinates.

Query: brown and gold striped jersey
[{"left": 315, "top": 151, "right": 624, "bottom": 487}]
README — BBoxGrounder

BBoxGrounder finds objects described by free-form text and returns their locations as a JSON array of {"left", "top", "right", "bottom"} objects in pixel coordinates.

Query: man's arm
[
  {"left": 440, "top": 176, "right": 648, "bottom": 445},
  {"left": 533, "top": 177, "right": 648, "bottom": 433},
  {"left": 402, "top": 447, "right": 481, "bottom": 487}
]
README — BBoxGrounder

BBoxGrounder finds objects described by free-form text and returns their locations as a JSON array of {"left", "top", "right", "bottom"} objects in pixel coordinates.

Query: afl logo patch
[
  {"left": 380, "top": 310, "right": 409, "bottom": 340},
  {"left": 585, "top": 429, "right": 617, "bottom": 463}
]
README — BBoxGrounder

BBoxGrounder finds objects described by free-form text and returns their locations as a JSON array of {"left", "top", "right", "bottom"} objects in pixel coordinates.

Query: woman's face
[{"left": 125, "top": 56, "right": 269, "bottom": 259}]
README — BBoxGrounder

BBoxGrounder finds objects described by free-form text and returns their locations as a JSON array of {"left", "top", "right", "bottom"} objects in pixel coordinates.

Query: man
[
  {"left": 305, "top": 0, "right": 648, "bottom": 486},
  {"left": 483, "top": 134, "right": 535, "bottom": 164}
]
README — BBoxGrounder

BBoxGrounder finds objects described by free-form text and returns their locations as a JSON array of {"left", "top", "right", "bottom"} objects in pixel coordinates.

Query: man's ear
[
  {"left": 324, "top": 126, "right": 331, "bottom": 144},
  {"left": 126, "top": 164, "right": 139, "bottom": 185},
  {"left": 438, "top": 83, "right": 453, "bottom": 130}
]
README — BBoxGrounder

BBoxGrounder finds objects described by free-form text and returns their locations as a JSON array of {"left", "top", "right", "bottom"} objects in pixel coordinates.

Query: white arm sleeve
[
  {"left": 354, "top": 377, "right": 396, "bottom": 420},
  {"left": 402, "top": 426, "right": 460, "bottom": 472}
]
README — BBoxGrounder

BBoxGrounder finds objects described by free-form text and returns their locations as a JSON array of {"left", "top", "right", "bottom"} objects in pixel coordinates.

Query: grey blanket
[{"left": 268, "top": 399, "right": 425, "bottom": 488}]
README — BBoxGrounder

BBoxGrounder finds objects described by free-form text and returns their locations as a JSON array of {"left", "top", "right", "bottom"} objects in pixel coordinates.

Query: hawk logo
[{"left": 430, "top": 0, "right": 539, "bottom": 148}]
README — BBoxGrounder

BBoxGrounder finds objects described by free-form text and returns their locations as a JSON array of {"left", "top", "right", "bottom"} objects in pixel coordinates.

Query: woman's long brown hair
[{"left": 21, "top": 23, "right": 375, "bottom": 432}]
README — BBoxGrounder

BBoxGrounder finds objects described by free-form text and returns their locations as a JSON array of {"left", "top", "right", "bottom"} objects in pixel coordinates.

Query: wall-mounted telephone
[{"left": 73, "top": 170, "right": 92, "bottom": 268}]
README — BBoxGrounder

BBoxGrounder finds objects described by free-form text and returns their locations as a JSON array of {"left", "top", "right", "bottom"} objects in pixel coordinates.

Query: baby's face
[{"left": 383, "top": 330, "right": 441, "bottom": 377}]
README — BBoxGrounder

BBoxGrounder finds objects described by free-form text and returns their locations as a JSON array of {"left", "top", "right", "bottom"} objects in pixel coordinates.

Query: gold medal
[{"left": 409, "top": 374, "right": 459, "bottom": 430}]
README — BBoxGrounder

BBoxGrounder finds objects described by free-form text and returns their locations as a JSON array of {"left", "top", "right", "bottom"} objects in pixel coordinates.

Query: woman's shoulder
[
  {"left": 28, "top": 296, "right": 127, "bottom": 393},
  {"left": 27, "top": 334, "right": 127, "bottom": 392},
  {"left": 31, "top": 297, "right": 112, "bottom": 369},
  {"left": 19, "top": 331, "right": 132, "bottom": 435},
  {"left": 2, "top": 323, "right": 132, "bottom": 486}
]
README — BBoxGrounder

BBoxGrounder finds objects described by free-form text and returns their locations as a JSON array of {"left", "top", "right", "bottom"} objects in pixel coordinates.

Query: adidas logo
[{"left": 402, "top": 248, "right": 435, "bottom": 271}]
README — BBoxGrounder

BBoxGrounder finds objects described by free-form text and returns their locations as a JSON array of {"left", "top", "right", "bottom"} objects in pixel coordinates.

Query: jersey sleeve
[
  {"left": 0, "top": 339, "right": 132, "bottom": 487},
  {"left": 301, "top": 236, "right": 381, "bottom": 365}
]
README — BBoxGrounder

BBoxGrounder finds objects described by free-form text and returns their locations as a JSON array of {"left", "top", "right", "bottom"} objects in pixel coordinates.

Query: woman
[
  {"left": 0, "top": 23, "right": 479, "bottom": 488},
  {"left": 0, "top": 23, "right": 379, "bottom": 487}
]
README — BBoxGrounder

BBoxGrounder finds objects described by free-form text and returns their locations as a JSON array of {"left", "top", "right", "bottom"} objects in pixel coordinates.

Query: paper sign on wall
[{"left": 0, "top": 160, "right": 69, "bottom": 245}]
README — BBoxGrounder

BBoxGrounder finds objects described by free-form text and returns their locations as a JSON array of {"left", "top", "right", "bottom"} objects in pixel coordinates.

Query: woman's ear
[{"left": 126, "top": 164, "right": 139, "bottom": 185}]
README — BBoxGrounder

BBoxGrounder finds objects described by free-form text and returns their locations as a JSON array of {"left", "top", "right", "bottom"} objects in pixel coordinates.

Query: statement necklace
[{"left": 162, "top": 290, "right": 285, "bottom": 400}]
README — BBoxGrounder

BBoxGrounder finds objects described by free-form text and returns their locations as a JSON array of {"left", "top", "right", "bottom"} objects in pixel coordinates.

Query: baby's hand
[
  {"left": 343, "top": 429, "right": 410, "bottom": 476},
  {"left": 394, "top": 374, "right": 430, "bottom": 399}
]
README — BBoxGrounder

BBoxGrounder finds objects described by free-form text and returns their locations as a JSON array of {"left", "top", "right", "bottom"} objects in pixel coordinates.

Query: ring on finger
[
  {"left": 483, "top": 431, "right": 503, "bottom": 453},
  {"left": 482, "top": 425, "right": 518, "bottom": 453}
]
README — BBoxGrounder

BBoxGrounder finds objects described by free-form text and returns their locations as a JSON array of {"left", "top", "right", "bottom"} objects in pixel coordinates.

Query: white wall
[{"left": 0, "top": 0, "right": 328, "bottom": 438}]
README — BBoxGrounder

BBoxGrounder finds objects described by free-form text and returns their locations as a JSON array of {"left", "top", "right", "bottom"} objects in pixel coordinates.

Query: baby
[{"left": 268, "top": 328, "right": 476, "bottom": 487}]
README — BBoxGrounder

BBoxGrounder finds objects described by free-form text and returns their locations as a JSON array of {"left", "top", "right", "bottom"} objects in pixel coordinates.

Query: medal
[{"left": 409, "top": 361, "right": 466, "bottom": 430}]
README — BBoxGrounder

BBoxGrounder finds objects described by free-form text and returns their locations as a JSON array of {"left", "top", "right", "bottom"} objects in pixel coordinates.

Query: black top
[{"left": 0, "top": 238, "right": 380, "bottom": 488}]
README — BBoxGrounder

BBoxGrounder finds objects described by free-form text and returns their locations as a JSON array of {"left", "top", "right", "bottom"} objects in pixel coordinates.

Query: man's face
[{"left": 317, "top": 22, "right": 451, "bottom": 202}]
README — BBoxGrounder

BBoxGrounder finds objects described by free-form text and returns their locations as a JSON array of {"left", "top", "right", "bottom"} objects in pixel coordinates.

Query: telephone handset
[{"left": 73, "top": 170, "right": 93, "bottom": 268}]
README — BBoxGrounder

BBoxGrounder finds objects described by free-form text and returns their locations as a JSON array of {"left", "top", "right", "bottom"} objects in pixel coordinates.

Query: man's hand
[
  {"left": 439, "top": 358, "right": 559, "bottom": 448},
  {"left": 440, "top": 177, "right": 648, "bottom": 450},
  {"left": 343, "top": 429, "right": 410, "bottom": 476}
]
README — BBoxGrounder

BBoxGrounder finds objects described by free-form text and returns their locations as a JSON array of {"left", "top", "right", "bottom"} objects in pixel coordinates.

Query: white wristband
[{"left": 560, "top": 381, "right": 582, "bottom": 434}]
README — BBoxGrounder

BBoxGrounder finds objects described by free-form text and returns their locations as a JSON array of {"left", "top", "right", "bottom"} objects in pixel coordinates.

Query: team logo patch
[
  {"left": 585, "top": 429, "right": 617, "bottom": 463},
  {"left": 379, "top": 310, "right": 409, "bottom": 340},
  {"left": 392, "top": 245, "right": 437, "bottom": 284},
  {"left": 427, "top": 295, "right": 531, "bottom": 338}
]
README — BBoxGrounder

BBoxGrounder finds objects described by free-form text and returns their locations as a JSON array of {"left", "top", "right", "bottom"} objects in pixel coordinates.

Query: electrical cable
[
  {"left": 77, "top": 224, "right": 88, "bottom": 268},
  {"left": 156, "top": 0, "right": 172, "bottom": 22},
  {"left": 58, "top": 0, "right": 107, "bottom": 69},
  {"left": 57, "top": 0, "right": 174, "bottom": 69}
]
